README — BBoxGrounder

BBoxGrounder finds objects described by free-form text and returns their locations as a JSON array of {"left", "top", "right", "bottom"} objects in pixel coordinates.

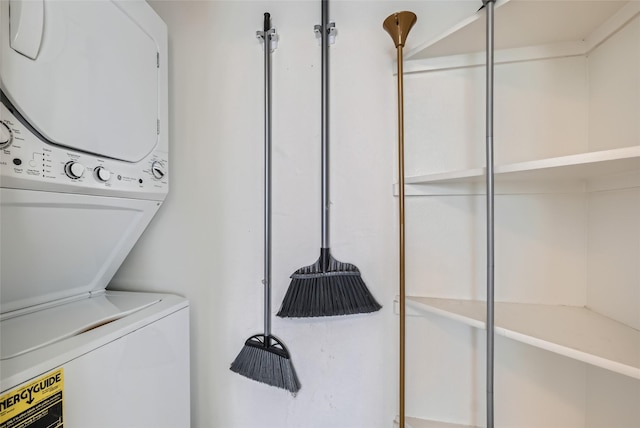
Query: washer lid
[
  {"left": 0, "top": 291, "right": 161, "bottom": 360},
  {"left": 0, "top": 189, "right": 162, "bottom": 315},
  {"left": 0, "top": 0, "right": 159, "bottom": 162}
]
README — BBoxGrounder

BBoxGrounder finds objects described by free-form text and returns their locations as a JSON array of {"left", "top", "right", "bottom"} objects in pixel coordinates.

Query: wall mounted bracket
[
  {"left": 314, "top": 22, "right": 336, "bottom": 45},
  {"left": 256, "top": 28, "right": 279, "bottom": 52}
]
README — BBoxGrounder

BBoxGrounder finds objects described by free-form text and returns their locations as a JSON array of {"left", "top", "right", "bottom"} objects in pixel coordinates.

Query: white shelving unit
[
  {"left": 404, "top": 0, "right": 638, "bottom": 70},
  {"left": 406, "top": 146, "right": 640, "bottom": 185},
  {"left": 396, "top": 0, "right": 640, "bottom": 426},
  {"left": 398, "top": 146, "right": 640, "bottom": 195},
  {"left": 404, "top": 297, "right": 640, "bottom": 380}
]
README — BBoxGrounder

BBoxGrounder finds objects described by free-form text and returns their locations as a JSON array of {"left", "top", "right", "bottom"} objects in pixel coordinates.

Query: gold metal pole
[{"left": 383, "top": 11, "right": 416, "bottom": 428}]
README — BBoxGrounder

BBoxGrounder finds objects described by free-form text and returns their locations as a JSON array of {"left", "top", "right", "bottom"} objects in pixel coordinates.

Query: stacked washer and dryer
[{"left": 0, "top": 1, "right": 190, "bottom": 427}]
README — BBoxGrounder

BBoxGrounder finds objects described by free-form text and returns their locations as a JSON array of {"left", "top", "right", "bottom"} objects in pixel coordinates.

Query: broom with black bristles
[
  {"left": 276, "top": 0, "right": 381, "bottom": 318},
  {"left": 230, "top": 13, "right": 300, "bottom": 394}
]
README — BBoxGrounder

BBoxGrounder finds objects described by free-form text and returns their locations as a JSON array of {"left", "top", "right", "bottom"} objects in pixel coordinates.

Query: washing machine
[{"left": 0, "top": 1, "right": 190, "bottom": 427}]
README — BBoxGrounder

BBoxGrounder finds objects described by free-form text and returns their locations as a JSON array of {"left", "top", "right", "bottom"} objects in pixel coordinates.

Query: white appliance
[{"left": 0, "top": 1, "right": 190, "bottom": 427}]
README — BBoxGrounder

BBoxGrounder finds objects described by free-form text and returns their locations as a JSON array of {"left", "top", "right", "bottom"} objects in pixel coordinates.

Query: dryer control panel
[{"left": 0, "top": 103, "right": 168, "bottom": 201}]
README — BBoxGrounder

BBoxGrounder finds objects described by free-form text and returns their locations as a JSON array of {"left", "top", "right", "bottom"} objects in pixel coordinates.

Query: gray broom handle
[
  {"left": 484, "top": 1, "right": 495, "bottom": 427},
  {"left": 321, "top": 0, "right": 330, "bottom": 250},
  {"left": 263, "top": 13, "right": 273, "bottom": 339}
]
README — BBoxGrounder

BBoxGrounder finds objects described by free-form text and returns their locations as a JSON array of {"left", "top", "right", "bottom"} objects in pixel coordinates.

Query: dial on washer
[
  {"left": 94, "top": 166, "right": 111, "bottom": 182},
  {"left": 151, "top": 161, "right": 165, "bottom": 179},
  {"left": 65, "top": 161, "right": 86, "bottom": 179},
  {"left": 0, "top": 122, "right": 13, "bottom": 149}
]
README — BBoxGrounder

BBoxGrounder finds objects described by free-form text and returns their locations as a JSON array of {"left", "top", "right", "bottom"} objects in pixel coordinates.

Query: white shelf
[
  {"left": 396, "top": 0, "right": 640, "bottom": 423},
  {"left": 405, "top": 0, "right": 636, "bottom": 62},
  {"left": 394, "top": 416, "right": 478, "bottom": 428},
  {"left": 404, "top": 146, "right": 640, "bottom": 187},
  {"left": 403, "top": 296, "right": 640, "bottom": 380}
]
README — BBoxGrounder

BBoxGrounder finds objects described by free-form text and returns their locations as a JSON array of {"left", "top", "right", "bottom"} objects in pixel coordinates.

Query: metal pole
[
  {"left": 261, "top": 13, "right": 274, "bottom": 341},
  {"left": 484, "top": 1, "right": 495, "bottom": 427},
  {"left": 321, "top": 0, "right": 330, "bottom": 251},
  {"left": 397, "top": 44, "right": 406, "bottom": 428},
  {"left": 383, "top": 12, "right": 416, "bottom": 428}
]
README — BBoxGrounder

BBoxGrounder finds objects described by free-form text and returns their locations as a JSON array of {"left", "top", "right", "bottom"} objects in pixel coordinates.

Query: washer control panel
[
  {"left": 0, "top": 121, "right": 12, "bottom": 149},
  {"left": 0, "top": 103, "right": 168, "bottom": 201}
]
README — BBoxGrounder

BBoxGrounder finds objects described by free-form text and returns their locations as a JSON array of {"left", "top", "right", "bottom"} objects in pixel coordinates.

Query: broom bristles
[
  {"left": 230, "top": 335, "right": 301, "bottom": 394},
  {"left": 277, "top": 250, "right": 382, "bottom": 318}
]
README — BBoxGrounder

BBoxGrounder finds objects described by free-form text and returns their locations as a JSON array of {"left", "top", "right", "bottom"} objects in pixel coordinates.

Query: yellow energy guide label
[{"left": 0, "top": 368, "right": 64, "bottom": 428}]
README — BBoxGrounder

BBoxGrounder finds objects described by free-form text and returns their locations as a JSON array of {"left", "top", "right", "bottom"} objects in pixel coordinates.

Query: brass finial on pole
[
  {"left": 383, "top": 10, "right": 416, "bottom": 428},
  {"left": 383, "top": 12, "right": 417, "bottom": 48}
]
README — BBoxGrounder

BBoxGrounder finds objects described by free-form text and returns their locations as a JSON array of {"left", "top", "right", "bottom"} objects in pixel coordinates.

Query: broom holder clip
[
  {"left": 256, "top": 28, "right": 279, "bottom": 52},
  {"left": 314, "top": 22, "right": 336, "bottom": 45}
]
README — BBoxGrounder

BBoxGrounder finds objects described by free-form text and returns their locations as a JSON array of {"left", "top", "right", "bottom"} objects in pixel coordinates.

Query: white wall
[{"left": 110, "top": 1, "right": 477, "bottom": 427}]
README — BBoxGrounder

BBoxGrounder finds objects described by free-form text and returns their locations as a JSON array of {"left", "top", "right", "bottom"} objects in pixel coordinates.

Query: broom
[
  {"left": 230, "top": 13, "right": 300, "bottom": 394},
  {"left": 276, "top": 0, "right": 381, "bottom": 318}
]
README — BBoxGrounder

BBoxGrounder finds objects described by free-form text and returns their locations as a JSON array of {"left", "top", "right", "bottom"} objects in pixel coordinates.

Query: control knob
[
  {"left": 65, "top": 161, "right": 85, "bottom": 179},
  {"left": 151, "top": 161, "right": 166, "bottom": 180},
  {"left": 0, "top": 122, "right": 13, "bottom": 149},
  {"left": 94, "top": 166, "right": 111, "bottom": 182}
]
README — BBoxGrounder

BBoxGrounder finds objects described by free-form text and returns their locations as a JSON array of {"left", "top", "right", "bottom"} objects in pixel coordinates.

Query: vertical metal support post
[
  {"left": 383, "top": 12, "right": 416, "bottom": 428},
  {"left": 396, "top": 43, "right": 406, "bottom": 428},
  {"left": 484, "top": 1, "right": 495, "bottom": 427}
]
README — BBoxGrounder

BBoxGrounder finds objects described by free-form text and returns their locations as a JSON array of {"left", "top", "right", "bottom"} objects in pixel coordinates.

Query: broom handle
[
  {"left": 263, "top": 12, "right": 273, "bottom": 339},
  {"left": 320, "top": 0, "right": 330, "bottom": 252}
]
